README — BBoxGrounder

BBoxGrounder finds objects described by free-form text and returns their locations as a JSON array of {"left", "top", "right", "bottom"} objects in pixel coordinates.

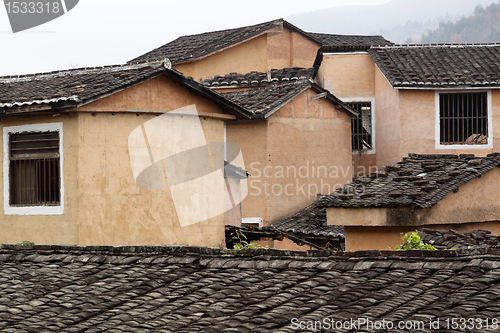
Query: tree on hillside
[{"left": 421, "top": 2, "right": 500, "bottom": 43}]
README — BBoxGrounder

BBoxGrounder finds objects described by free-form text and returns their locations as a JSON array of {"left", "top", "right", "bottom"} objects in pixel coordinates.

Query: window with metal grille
[
  {"left": 439, "top": 92, "right": 488, "bottom": 145},
  {"left": 9, "top": 132, "right": 60, "bottom": 206},
  {"left": 348, "top": 102, "right": 372, "bottom": 150}
]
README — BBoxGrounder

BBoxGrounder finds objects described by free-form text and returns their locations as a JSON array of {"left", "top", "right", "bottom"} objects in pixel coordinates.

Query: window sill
[
  {"left": 352, "top": 149, "right": 376, "bottom": 155},
  {"left": 435, "top": 142, "right": 492, "bottom": 150},
  {"left": 4, "top": 205, "right": 63, "bottom": 215}
]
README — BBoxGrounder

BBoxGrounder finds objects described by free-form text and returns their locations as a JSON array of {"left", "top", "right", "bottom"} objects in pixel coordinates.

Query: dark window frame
[
  {"left": 9, "top": 131, "right": 61, "bottom": 206},
  {"left": 348, "top": 102, "right": 373, "bottom": 151},
  {"left": 439, "top": 91, "right": 489, "bottom": 145}
]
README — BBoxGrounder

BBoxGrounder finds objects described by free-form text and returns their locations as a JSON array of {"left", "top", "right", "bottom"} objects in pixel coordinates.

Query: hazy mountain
[
  {"left": 421, "top": 2, "right": 500, "bottom": 43},
  {"left": 288, "top": 0, "right": 498, "bottom": 43}
]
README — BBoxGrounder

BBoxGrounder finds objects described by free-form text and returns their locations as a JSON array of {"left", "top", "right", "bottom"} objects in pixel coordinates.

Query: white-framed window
[
  {"left": 3, "top": 123, "right": 64, "bottom": 215},
  {"left": 435, "top": 90, "right": 493, "bottom": 149},
  {"left": 343, "top": 97, "right": 376, "bottom": 154}
]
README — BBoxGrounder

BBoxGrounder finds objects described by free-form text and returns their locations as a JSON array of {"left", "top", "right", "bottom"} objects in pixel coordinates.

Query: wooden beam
[{"left": 311, "top": 92, "right": 327, "bottom": 101}]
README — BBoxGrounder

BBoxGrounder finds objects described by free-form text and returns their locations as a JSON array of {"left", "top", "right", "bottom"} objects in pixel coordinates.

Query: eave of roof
[
  {"left": 319, "top": 153, "right": 500, "bottom": 209},
  {"left": 0, "top": 59, "right": 253, "bottom": 119},
  {"left": 220, "top": 79, "right": 358, "bottom": 119},
  {"left": 272, "top": 197, "right": 345, "bottom": 238},
  {"left": 368, "top": 44, "right": 500, "bottom": 89}
]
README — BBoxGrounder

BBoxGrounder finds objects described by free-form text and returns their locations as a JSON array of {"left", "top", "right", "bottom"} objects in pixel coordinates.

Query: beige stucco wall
[
  {"left": 318, "top": 54, "right": 500, "bottom": 172},
  {"left": 328, "top": 167, "right": 500, "bottom": 250},
  {"left": 174, "top": 35, "right": 268, "bottom": 82},
  {"left": 373, "top": 67, "right": 402, "bottom": 168},
  {"left": 345, "top": 221, "right": 500, "bottom": 251},
  {"left": 76, "top": 76, "right": 227, "bottom": 247},
  {"left": 0, "top": 114, "right": 79, "bottom": 245},
  {"left": 0, "top": 75, "right": 229, "bottom": 247},
  {"left": 227, "top": 120, "right": 269, "bottom": 221},
  {"left": 344, "top": 226, "right": 417, "bottom": 251},
  {"left": 228, "top": 89, "right": 353, "bottom": 225},
  {"left": 317, "top": 54, "right": 383, "bottom": 175},
  {"left": 319, "top": 53, "right": 376, "bottom": 98},
  {"left": 173, "top": 28, "right": 320, "bottom": 82},
  {"left": 225, "top": 176, "right": 242, "bottom": 227},
  {"left": 267, "top": 29, "right": 319, "bottom": 69}
]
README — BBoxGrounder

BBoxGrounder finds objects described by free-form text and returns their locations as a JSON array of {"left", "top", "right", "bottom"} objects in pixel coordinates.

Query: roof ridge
[
  {"left": 182, "top": 19, "right": 283, "bottom": 61},
  {"left": 309, "top": 32, "right": 388, "bottom": 38},
  {"left": 175, "top": 18, "right": 283, "bottom": 40},
  {"left": 2, "top": 243, "right": 500, "bottom": 259},
  {"left": 0, "top": 58, "right": 171, "bottom": 83},
  {"left": 372, "top": 43, "right": 500, "bottom": 49}
]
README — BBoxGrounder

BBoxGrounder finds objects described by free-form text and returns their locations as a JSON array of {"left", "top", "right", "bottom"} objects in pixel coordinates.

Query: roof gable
[
  {"left": 129, "top": 19, "right": 393, "bottom": 66},
  {"left": 368, "top": 44, "right": 500, "bottom": 88},
  {"left": 320, "top": 153, "right": 500, "bottom": 209},
  {"left": 129, "top": 19, "right": 293, "bottom": 64}
]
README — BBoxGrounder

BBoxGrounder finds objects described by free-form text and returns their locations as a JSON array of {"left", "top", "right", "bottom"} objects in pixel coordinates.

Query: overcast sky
[{"left": 0, "top": 0, "right": 395, "bottom": 76}]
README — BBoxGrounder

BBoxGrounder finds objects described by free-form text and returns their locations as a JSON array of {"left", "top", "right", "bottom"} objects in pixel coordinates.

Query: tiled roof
[
  {"left": 320, "top": 153, "right": 500, "bottom": 209},
  {"left": 220, "top": 79, "right": 358, "bottom": 118},
  {"left": 0, "top": 60, "right": 253, "bottom": 118},
  {"left": 368, "top": 44, "right": 500, "bottom": 88},
  {"left": 200, "top": 67, "right": 315, "bottom": 87},
  {"left": 273, "top": 198, "right": 344, "bottom": 238},
  {"left": 0, "top": 60, "right": 171, "bottom": 109},
  {"left": 309, "top": 32, "right": 393, "bottom": 51},
  {"left": 129, "top": 19, "right": 296, "bottom": 64},
  {"left": 129, "top": 18, "right": 392, "bottom": 65},
  {"left": 419, "top": 228, "right": 500, "bottom": 249},
  {"left": 2, "top": 244, "right": 500, "bottom": 332}
]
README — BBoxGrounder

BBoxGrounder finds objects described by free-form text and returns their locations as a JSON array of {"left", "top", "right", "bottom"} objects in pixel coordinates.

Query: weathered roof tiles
[
  {"left": 130, "top": 18, "right": 393, "bottom": 64},
  {"left": 0, "top": 59, "right": 172, "bottom": 108},
  {"left": 130, "top": 19, "right": 297, "bottom": 64},
  {"left": 419, "top": 228, "right": 500, "bottom": 249},
  {"left": 320, "top": 153, "right": 500, "bottom": 209},
  {"left": 310, "top": 32, "right": 393, "bottom": 51},
  {"left": 220, "top": 79, "right": 358, "bottom": 118},
  {"left": 368, "top": 44, "right": 500, "bottom": 88},
  {"left": 0, "top": 59, "right": 254, "bottom": 118},
  {"left": 201, "top": 67, "right": 315, "bottom": 87},
  {"left": 273, "top": 198, "right": 344, "bottom": 238},
  {"left": 1, "top": 244, "right": 500, "bottom": 332}
]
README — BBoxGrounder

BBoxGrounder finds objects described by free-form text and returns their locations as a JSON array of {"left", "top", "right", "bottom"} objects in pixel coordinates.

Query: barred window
[
  {"left": 348, "top": 102, "right": 372, "bottom": 150},
  {"left": 9, "top": 132, "right": 60, "bottom": 206},
  {"left": 439, "top": 92, "right": 488, "bottom": 145}
]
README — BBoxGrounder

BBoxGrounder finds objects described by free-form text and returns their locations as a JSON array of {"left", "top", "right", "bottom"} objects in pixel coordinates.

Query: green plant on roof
[
  {"left": 229, "top": 230, "right": 264, "bottom": 250},
  {"left": 16, "top": 241, "right": 35, "bottom": 246},
  {"left": 395, "top": 232, "right": 436, "bottom": 251}
]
